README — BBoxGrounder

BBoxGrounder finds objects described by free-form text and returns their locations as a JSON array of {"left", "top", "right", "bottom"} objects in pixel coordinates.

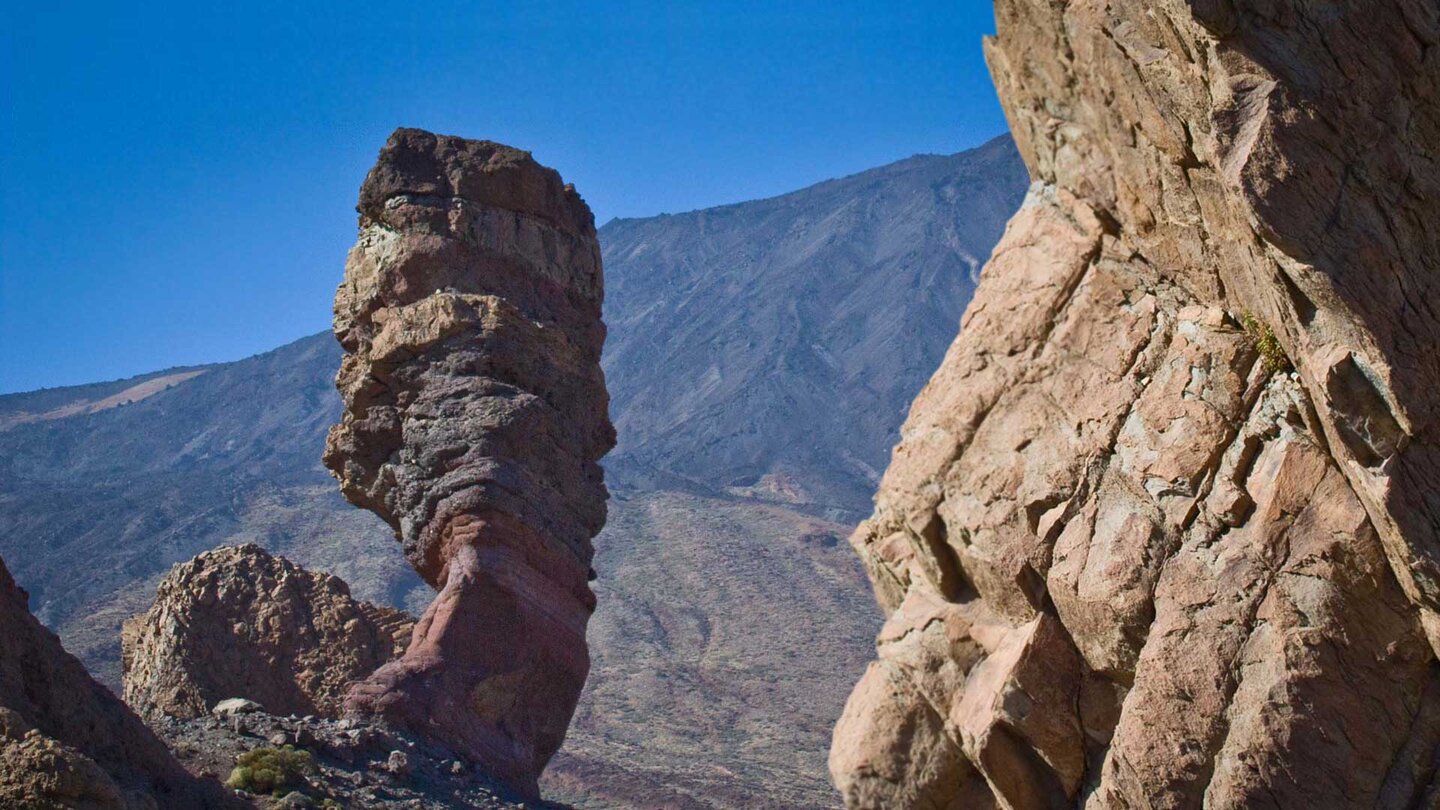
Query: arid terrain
[
  {"left": 0, "top": 137, "right": 1026, "bottom": 807},
  {"left": 4, "top": 0, "right": 1437, "bottom": 806}
]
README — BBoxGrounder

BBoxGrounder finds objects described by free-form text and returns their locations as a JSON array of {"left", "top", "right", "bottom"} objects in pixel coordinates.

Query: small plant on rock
[
  {"left": 1240, "top": 312, "right": 1292, "bottom": 375},
  {"left": 225, "top": 745, "right": 315, "bottom": 797}
]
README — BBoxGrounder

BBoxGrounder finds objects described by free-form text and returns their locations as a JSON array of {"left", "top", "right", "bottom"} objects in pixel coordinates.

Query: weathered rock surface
[
  {"left": 833, "top": 1, "right": 1440, "bottom": 807},
  {"left": 121, "top": 544, "right": 412, "bottom": 721},
  {"left": 0, "top": 556, "right": 234, "bottom": 809},
  {"left": 324, "top": 128, "right": 614, "bottom": 798}
]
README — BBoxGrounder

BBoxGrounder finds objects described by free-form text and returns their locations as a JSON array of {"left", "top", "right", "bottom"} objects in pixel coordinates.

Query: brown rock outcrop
[
  {"left": 323, "top": 128, "right": 613, "bottom": 798},
  {"left": 121, "top": 544, "right": 412, "bottom": 721},
  {"left": 833, "top": 1, "right": 1440, "bottom": 807},
  {"left": 0, "top": 557, "right": 234, "bottom": 809}
]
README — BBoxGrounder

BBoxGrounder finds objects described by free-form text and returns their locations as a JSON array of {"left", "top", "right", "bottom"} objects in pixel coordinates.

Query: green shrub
[
  {"left": 1240, "top": 312, "right": 1291, "bottom": 375},
  {"left": 224, "top": 745, "right": 315, "bottom": 796}
]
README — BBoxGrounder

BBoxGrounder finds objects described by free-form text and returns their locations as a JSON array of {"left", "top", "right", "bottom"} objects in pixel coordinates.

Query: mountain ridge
[{"left": 600, "top": 134, "right": 1015, "bottom": 227}]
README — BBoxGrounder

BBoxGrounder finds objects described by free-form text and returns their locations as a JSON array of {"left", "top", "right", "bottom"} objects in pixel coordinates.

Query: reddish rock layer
[
  {"left": 0, "top": 557, "right": 234, "bottom": 809},
  {"left": 324, "top": 128, "right": 613, "bottom": 798},
  {"left": 121, "top": 544, "right": 413, "bottom": 721},
  {"left": 832, "top": 1, "right": 1440, "bottom": 807}
]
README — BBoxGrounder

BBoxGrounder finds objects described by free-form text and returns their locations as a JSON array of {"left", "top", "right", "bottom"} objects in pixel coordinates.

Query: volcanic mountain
[{"left": 0, "top": 135, "right": 1026, "bottom": 808}]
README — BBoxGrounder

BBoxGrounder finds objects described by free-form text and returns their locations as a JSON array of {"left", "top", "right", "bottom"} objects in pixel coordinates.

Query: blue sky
[{"left": 0, "top": 1, "right": 1007, "bottom": 394}]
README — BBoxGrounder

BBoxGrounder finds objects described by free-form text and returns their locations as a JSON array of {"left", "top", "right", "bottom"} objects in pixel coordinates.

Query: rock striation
[
  {"left": 0, "top": 556, "right": 234, "bottom": 809},
  {"left": 121, "top": 544, "right": 413, "bottom": 721},
  {"left": 832, "top": 1, "right": 1440, "bottom": 808},
  {"left": 323, "top": 128, "right": 614, "bottom": 798}
]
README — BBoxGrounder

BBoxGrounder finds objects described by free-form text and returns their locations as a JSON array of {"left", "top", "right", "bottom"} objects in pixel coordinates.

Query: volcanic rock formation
[
  {"left": 121, "top": 544, "right": 413, "bottom": 721},
  {"left": 0, "top": 557, "right": 234, "bottom": 809},
  {"left": 323, "top": 128, "right": 614, "bottom": 798},
  {"left": 832, "top": 1, "right": 1440, "bottom": 808}
]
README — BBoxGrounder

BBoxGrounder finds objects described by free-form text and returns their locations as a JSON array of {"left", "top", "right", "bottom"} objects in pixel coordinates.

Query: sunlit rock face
[
  {"left": 324, "top": 128, "right": 614, "bottom": 799},
  {"left": 121, "top": 544, "right": 413, "bottom": 722},
  {"left": 832, "top": 1, "right": 1440, "bottom": 807}
]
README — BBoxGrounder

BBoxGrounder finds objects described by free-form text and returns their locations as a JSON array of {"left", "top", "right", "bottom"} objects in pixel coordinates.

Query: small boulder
[
  {"left": 384, "top": 750, "right": 412, "bottom": 779},
  {"left": 211, "top": 698, "right": 264, "bottom": 718}
]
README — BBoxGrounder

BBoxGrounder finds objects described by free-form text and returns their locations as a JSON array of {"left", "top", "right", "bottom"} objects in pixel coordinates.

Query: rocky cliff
[
  {"left": 121, "top": 544, "right": 412, "bottom": 721},
  {"left": 832, "top": 1, "right": 1440, "bottom": 808},
  {"left": 0, "top": 557, "right": 234, "bottom": 809},
  {"left": 324, "top": 128, "right": 614, "bottom": 799}
]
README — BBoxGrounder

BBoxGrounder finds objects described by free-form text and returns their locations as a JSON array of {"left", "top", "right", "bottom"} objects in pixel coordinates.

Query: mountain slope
[
  {"left": 602, "top": 134, "right": 1027, "bottom": 518},
  {"left": 0, "top": 135, "right": 1027, "bottom": 808}
]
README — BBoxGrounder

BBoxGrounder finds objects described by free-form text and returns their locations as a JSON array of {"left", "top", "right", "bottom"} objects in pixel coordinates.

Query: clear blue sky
[{"left": 0, "top": 1, "right": 1007, "bottom": 394}]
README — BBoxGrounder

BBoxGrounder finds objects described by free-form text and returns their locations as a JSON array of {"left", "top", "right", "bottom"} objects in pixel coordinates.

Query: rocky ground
[{"left": 151, "top": 706, "right": 563, "bottom": 809}]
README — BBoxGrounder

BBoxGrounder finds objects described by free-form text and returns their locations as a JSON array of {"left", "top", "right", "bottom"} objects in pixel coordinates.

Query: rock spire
[{"left": 324, "top": 128, "right": 614, "bottom": 798}]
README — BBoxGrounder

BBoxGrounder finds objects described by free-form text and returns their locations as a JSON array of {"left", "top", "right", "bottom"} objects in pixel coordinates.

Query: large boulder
[
  {"left": 324, "top": 128, "right": 614, "bottom": 799},
  {"left": 121, "top": 544, "right": 412, "bottom": 721},
  {"left": 832, "top": 1, "right": 1440, "bottom": 807},
  {"left": 0, "top": 557, "right": 234, "bottom": 809}
]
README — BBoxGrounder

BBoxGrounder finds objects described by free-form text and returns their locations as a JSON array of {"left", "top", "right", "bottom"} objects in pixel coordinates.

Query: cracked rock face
[
  {"left": 832, "top": 1, "right": 1440, "bottom": 807},
  {"left": 121, "top": 544, "right": 413, "bottom": 722},
  {"left": 324, "top": 128, "right": 613, "bottom": 799}
]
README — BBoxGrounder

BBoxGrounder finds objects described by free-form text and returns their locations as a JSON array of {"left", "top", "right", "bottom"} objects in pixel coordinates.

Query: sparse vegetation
[
  {"left": 225, "top": 745, "right": 315, "bottom": 797},
  {"left": 1240, "top": 312, "right": 1291, "bottom": 375}
]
